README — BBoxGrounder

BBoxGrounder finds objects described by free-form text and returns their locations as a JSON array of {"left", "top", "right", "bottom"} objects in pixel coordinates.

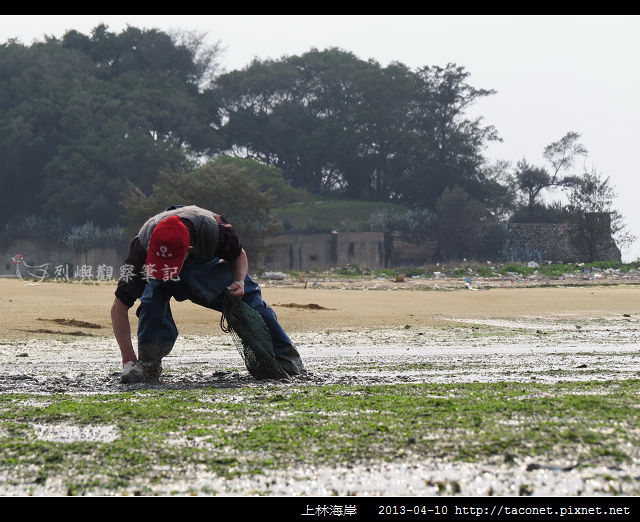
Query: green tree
[
  {"left": 0, "top": 40, "right": 93, "bottom": 220},
  {"left": 216, "top": 48, "right": 374, "bottom": 194},
  {"left": 122, "top": 156, "right": 309, "bottom": 258},
  {"left": 0, "top": 25, "right": 222, "bottom": 230},
  {"left": 567, "top": 167, "right": 635, "bottom": 252},
  {"left": 413, "top": 64, "right": 498, "bottom": 167},
  {"left": 216, "top": 52, "right": 502, "bottom": 209},
  {"left": 370, "top": 64, "right": 502, "bottom": 211},
  {"left": 543, "top": 131, "right": 588, "bottom": 180},
  {"left": 509, "top": 131, "right": 586, "bottom": 221},
  {"left": 395, "top": 64, "right": 500, "bottom": 206},
  {"left": 513, "top": 159, "right": 554, "bottom": 213},
  {"left": 434, "top": 185, "right": 502, "bottom": 260}
]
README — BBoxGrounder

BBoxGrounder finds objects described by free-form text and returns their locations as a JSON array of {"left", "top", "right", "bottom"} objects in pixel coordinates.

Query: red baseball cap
[{"left": 145, "top": 216, "right": 190, "bottom": 281}]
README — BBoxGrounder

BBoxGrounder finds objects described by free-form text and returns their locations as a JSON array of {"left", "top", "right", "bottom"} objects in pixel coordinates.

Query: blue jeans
[{"left": 136, "top": 258, "right": 305, "bottom": 374}]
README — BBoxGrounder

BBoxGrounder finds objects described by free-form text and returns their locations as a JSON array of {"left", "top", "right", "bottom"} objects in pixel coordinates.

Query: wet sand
[
  {"left": 1, "top": 278, "right": 639, "bottom": 496},
  {"left": 2, "top": 278, "right": 640, "bottom": 339}
]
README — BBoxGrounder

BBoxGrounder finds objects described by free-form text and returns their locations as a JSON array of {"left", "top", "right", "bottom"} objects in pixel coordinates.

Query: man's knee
[
  {"left": 138, "top": 335, "right": 174, "bottom": 363},
  {"left": 137, "top": 282, "right": 178, "bottom": 362}
]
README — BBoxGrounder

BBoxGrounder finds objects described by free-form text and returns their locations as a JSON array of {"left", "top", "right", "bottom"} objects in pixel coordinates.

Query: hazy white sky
[{"left": 2, "top": 14, "right": 639, "bottom": 260}]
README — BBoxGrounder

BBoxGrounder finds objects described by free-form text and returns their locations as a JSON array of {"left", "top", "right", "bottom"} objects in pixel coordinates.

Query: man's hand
[
  {"left": 228, "top": 249, "right": 249, "bottom": 299},
  {"left": 227, "top": 279, "right": 245, "bottom": 299},
  {"left": 111, "top": 297, "right": 137, "bottom": 364}
]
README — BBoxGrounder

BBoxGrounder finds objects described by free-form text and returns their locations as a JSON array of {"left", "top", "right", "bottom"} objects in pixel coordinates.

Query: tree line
[{"left": 0, "top": 25, "right": 632, "bottom": 260}]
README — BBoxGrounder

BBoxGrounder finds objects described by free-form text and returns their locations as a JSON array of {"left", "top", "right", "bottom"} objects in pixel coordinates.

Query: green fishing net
[{"left": 220, "top": 290, "right": 289, "bottom": 380}]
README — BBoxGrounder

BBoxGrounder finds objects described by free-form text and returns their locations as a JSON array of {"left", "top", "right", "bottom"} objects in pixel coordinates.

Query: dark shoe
[
  {"left": 275, "top": 346, "right": 307, "bottom": 376},
  {"left": 142, "top": 362, "right": 162, "bottom": 383}
]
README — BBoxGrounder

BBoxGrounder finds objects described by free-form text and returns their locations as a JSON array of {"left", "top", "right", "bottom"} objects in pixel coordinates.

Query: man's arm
[
  {"left": 111, "top": 236, "right": 147, "bottom": 365},
  {"left": 227, "top": 248, "right": 248, "bottom": 299},
  {"left": 111, "top": 297, "right": 137, "bottom": 364}
]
